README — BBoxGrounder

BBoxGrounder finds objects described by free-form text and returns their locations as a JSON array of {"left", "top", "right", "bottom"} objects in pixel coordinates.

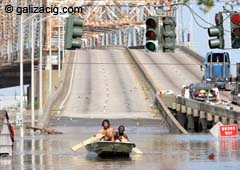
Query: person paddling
[
  {"left": 114, "top": 125, "right": 128, "bottom": 142},
  {"left": 97, "top": 119, "right": 114, "bottom": 141}
]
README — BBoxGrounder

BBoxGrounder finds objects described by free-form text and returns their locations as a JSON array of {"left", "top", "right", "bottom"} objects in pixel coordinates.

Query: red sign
[{"left": 219, "top": 124, "right": 238, "bottom": 137}]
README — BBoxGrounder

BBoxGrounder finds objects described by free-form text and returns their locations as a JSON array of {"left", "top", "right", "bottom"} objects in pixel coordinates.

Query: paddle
[
  {"left": 121, "top": 136, "right": 143, "bottom": 154},
  {"left": 71, "top": 133, "right": 104, "bottom": 151}
]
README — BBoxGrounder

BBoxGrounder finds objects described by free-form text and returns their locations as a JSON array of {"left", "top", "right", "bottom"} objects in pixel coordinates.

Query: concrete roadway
[
  {"left": 130, "top": 49, "right": 240, "bottom": 111},
  {"left": 130, "top": 49, "right": 202, "bottom": 94},
  {"left": 60, "top": 47, "right": 159, "bottom": 119}
]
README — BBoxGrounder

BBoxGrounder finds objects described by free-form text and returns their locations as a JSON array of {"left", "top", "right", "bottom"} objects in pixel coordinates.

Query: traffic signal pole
[
  {"left": 162, "top": 16, "right": 176, "bottom": 52},
  {"left": 65, "top": 16, "right": 83, "bottom": 49},
  {"left": 208, "top": 12, "right": 224, "bottom": 49},
  {"left": 145, "top": 16, "right": 159, "bottom": 52},
  {"left": 230, "top": 12, "right": 240, "bottom": 48}
]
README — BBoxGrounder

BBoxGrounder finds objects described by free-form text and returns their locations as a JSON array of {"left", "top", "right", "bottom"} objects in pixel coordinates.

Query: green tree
[{"left": 184, "top": 0, "right": 214, "bottom": 12}]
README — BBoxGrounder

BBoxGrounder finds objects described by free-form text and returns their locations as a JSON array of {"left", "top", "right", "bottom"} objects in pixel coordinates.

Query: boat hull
[{"left": 86, "top": 141, "right": 136, "bottom": 157}]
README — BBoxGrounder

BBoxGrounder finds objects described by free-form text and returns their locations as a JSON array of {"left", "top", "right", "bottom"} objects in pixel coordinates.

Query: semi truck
[{"left": 203, "top": 52, "right": 232, "bottom": 90}]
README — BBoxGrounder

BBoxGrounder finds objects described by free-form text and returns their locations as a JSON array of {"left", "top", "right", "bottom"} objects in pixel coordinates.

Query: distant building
[{"left": 0, "top": 95, "right": 27, "bottom": 109}]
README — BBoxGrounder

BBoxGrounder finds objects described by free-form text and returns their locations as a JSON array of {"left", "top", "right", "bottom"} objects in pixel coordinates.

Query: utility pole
[
  {"left": 20, "top": 13, "right": 24, "bottom": 138},
  {"left": 31, "top": 18, "right": 35, "bottom": 129},
  {"left": 58, "top": 16, "right": 61, "bottom": 78}
]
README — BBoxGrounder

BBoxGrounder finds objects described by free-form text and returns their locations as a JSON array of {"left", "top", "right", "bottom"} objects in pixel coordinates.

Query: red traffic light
[
  {"left": 215, "top": 13, "right": 220, "bottom": 25},
  {"left": 146, "top": 18, "right": 156, "bottom": 28},
  {"left": 233, "top": 28, "right": 240, "bottom": 37},
  {"left": 146, "top": 30, "right": 156, "bottom": 40},
  {"left": 231, "top": 13, "right": 240, "bottom": 25}
]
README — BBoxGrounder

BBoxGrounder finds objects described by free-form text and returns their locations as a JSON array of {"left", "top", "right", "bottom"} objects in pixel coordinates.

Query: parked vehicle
[
  {"left": 189, "top": 83, "right": 217, "bottom": 101},
  {"left": 203, "top": 52, "right": 231, "bottom": 89}
]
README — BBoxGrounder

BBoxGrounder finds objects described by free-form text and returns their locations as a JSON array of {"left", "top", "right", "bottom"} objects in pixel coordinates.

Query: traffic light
[
  {"left": 145, "top": 16, "right": 159, "bottom": 52},
  {"left": 230, "top": 12, "right": 240, "bottom": 49},
  {"left": 162, "top": 16, "right": 176, "bottom": 52},
  {"left": 65, "top": 16, "right": 83, "bottom": 49},
  {"left": 208, "top": 12, "right": 224, "bottom": 49}
]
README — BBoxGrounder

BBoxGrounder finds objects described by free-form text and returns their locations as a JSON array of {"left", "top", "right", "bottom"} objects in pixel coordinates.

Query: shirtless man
[{"left": 98, "top": 119, "right": 114, "bottom": 141}]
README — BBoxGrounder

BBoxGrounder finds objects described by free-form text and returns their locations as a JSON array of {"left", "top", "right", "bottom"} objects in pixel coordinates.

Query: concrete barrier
[
  {"left": 176, "top": 96, "right": 238, "bottom": 120},
  {"left": 178, "top": 46, "right": 204, "bottom": 63},
  {"left": 125, "top": 47, "right": 188, "bottom": 134},
  {"left": 39, "top": 51, "right": 74, "bottom": 127},
  {"left": 155, "top": 95, "right": 188, "bottom": 133}
]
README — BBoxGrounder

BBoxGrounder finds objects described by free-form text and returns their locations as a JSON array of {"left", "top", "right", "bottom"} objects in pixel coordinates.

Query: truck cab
[{"left": 203, "top": 52, "right": 230, "bottom": 89}]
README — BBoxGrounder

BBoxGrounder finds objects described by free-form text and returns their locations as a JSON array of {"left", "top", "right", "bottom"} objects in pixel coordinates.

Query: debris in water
[
  {"left": 208, "top": 153, "right": 215, "bottom": 160},
  {"left": 26, "top": 126, "right": 63, "bottom": 135}
]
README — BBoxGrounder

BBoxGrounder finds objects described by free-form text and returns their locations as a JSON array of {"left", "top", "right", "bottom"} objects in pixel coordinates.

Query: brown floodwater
[{"left": 1, "top": 118, "right": 240, "bottom": 170}]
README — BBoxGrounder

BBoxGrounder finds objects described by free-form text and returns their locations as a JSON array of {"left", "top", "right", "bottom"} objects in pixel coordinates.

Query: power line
[{"left": 176, "top": 3, "right": 231, "bottom": 32}]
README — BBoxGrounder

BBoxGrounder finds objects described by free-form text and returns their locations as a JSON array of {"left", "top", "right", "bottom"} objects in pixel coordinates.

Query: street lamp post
[
  {"left": 19, "top": 13, "right": 65, "bottom": 136},
  {"left": 19, "top": 14, "right": 24, "bottom": 137},
  {"left": 62, "top": 20, "right": 65, "bottom": 62},
  {"left": 49, "top": 16, "right": 52, "bottom": 95},
  {"left": 19, "top": 12, "right": 42, "bottom": 137},
  {"left": 39, "top": 14, "right": 43, "bottom": 119},
  {"left": 58, "top": 16, "right": 61, "bottom": 78},
  {"left": 31, "top": 18, "right": 35, "bottom": 129}
]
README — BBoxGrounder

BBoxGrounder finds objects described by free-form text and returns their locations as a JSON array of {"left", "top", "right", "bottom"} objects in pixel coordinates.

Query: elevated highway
[
  {"left": 130, "top": 49, "right": 202, "bottom": 94},
  {"left": 47, "top": 46, "right": 239, "bottom": 133},
  {"left": 54, "top": 47, "right": 162, "bottom": 120},
  {"left": 130, "top": 48, "right": 238, "bottom": 109},
  {"left": 128, "top": 47, "right": 240, "bottom": 131},
  {"left": 0, "top": 59, "right": 39, "bottom": 88}
]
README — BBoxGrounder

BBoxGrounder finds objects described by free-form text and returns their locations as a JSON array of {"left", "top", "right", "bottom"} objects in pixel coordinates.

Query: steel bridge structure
[{"left": 0, "top": 0, "right": 174, "bottom": 65}]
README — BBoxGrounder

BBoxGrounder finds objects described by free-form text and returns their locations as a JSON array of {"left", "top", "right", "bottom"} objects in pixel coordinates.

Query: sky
[
  {"left": 178, "top": 1, "right": 239, "bottom": 75},
  {"left": 0, "top": 1, "right": 239, "bottom": 96}
]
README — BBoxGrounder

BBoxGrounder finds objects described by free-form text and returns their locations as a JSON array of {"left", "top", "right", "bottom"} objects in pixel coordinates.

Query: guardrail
[
  {"left": 160, "top": 93, "right": 240, "bottom": 131},
  {"left": 178, "top": 46, "right": 204, "bottom": 62},
  {"left": 176, "top": 96, "right": 238, "bottom": 120},
  {"left": 39, "top": 51, "right": 74, "bottom": 127}
]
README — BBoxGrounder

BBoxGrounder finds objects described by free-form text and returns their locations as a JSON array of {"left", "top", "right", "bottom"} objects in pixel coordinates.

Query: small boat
[{"left": 85, "top": 141, "right": 136, "bottom": 157}]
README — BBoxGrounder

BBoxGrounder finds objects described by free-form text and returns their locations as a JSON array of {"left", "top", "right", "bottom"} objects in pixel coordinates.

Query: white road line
[{"left": 57, "top": 51, "right": 77, "bottom": 115}]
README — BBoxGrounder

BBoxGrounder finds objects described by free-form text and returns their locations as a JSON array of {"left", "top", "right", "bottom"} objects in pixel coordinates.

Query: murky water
[{"left": 1, "top": 118, "right": 240, "bottom": 170}]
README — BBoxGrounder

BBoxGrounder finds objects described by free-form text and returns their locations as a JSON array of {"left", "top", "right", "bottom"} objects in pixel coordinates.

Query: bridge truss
[{"left": 0, "top": 0, "right": 173, "bottom": 64}]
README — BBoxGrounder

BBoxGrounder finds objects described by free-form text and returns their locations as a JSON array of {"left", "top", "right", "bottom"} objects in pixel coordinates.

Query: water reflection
[
  {"left": 86, "top": 152, "right": 133, "bottom": 161},
  {"left": 217, "top": 138, "right": 239, "bottom": 160},
  {"left": 3, "top": 119, "right": 240, "bottom": 170},
  {"left": 12, "top": 135, "right": 46, "bottom": 170},
  {"left": 0, "top": 157, "right": 12, "bottom": 170}
]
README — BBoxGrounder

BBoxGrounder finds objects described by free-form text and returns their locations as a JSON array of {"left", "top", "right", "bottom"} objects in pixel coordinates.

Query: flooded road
[{"left": 2, "top": 118, "right": 240, "bottom": 170}]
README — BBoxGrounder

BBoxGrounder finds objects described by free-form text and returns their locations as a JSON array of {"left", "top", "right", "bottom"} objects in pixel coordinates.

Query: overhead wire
[{"left": 155, "top": 3, "right": 232, "bottom": 32}]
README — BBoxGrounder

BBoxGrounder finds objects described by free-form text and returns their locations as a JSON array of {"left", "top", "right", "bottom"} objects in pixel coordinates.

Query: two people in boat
[{"left": 98, "top": 119, "right": 128, "bottom": 142}]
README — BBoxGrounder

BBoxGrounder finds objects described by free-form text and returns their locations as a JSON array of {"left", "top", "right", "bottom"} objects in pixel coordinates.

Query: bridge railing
[
  {"left": 161, "top": 93, "right": 239, "bottom": 129},
  {"left": 176, "top": 96, "right": 238, "bottom": 120}
]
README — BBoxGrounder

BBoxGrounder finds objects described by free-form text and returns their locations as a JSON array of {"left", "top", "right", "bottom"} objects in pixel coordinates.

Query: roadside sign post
[
  {"left": 16, "top": 112, "right": 23, "bottom": 127},
  {"left": 219, "top": 124, "right": 238, "bottom": 137},
  {"left": 210, "top": 121, "right": 223, "bottom": 137},
  {"left": 210, "top": 122, "right": 238, "bottom": 138}
]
